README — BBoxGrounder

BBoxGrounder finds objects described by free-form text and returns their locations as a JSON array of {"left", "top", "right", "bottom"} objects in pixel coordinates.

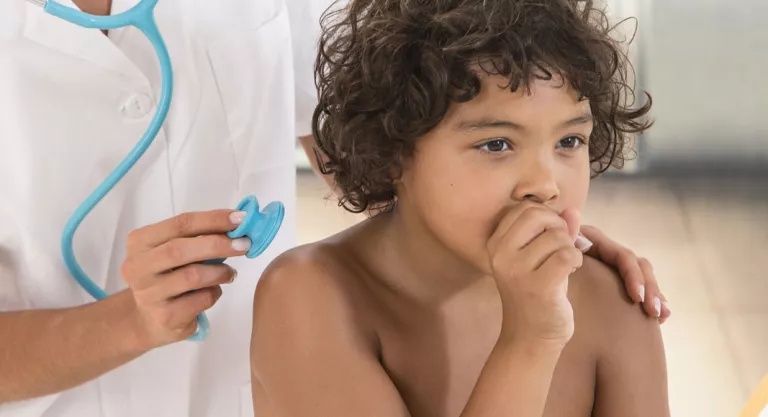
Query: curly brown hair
[{"left": 312, "top": 0, "right": 653, "bottom": 213}]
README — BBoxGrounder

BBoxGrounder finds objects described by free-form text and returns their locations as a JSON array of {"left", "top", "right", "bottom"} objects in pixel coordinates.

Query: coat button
[{"left": 120, "top": 93, "right": 154, "bottom": 119}]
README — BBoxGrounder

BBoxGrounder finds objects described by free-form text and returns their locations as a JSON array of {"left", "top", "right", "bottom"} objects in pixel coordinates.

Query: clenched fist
[{"left": 487, "top": 202, "right": 583, "bottom": 348}]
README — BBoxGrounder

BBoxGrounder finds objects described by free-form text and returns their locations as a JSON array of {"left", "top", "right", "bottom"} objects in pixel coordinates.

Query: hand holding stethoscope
[{"left": 27, "top": 0, "right": 284, "bottom": 342}]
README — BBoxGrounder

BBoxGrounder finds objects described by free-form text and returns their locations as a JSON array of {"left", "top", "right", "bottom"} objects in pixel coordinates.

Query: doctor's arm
[
  {"left": 0, "top": 211, "right": 242, "bottom": 403},
  {"left": 0, "top": 291, "right": 148, "bottom": 402}
]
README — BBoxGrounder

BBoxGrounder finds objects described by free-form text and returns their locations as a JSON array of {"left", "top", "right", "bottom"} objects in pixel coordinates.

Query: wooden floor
[{"left": 296, "top": 171, "right": 768, "bottom": 417}]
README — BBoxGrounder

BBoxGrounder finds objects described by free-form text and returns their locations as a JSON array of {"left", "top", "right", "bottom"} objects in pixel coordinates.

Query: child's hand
[{"left": 486, "top": 202, "right": 583, "bottom": 350}]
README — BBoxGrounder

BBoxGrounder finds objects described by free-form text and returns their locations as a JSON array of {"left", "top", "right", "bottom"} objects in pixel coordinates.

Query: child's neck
[{"left": 362, "top": 205, "right": 495, "bottom": 306}]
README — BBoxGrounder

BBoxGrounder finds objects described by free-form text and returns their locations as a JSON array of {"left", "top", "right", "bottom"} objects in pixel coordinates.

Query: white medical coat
[{"left": 0, "top": 0, "right": 325, "bottom": 415}]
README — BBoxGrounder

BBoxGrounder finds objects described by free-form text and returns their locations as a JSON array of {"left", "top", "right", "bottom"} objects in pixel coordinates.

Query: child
[{"left": 250, "top": 0, "right": 669, "bottom": 415}]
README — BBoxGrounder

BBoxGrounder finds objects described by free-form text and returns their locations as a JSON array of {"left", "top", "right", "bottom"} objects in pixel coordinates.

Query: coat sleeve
[{"left": 285, "top": 0, "right": 338, "bottom": 137}]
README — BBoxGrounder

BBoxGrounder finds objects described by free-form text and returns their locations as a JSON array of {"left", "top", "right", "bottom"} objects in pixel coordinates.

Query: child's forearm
[{"left": 460, "top": 340, "right": 562, "bottom": 417}]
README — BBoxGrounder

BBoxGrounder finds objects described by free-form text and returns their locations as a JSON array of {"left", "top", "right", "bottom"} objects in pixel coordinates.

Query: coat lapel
[{"left": 23, "top": 0, "right": 145, "bottom": 81}]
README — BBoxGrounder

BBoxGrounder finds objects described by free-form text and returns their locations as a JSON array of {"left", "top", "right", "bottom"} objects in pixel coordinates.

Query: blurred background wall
[{"left": 626, "top": 0, "right": 767, "bottom": 174}]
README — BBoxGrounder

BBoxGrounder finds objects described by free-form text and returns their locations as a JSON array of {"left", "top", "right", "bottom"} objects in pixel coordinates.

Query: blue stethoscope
[{"left": 28, "top": 0, "right": 285, "bottom": 342}]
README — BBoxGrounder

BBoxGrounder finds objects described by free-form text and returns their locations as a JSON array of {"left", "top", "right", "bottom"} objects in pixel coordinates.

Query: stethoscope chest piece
[
  {"left": 196, "top": 195, "right": 284, "bottom": 341},
  {"left": 228, "top": 195, "right": 285, "bottom": 258}
]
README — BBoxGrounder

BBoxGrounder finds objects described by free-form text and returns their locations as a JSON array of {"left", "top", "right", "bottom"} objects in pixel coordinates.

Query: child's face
[{"left": 397, "top": 74, "right": 593, "bottom": 272}]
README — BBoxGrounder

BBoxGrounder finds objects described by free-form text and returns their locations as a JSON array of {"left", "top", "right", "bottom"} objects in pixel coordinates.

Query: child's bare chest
[{"left": 373, "top": 303, "right": 596, "bottom": 417}]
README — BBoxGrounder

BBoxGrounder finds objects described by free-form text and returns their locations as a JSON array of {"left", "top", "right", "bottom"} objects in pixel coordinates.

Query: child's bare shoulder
[
  {"left": 249, "top": 238, "right": 398, "bottom": 412},
  {"left": 569, "top": 256, "right": 660, "bottom": 344},
  {"left": 258, "top": 241, "right": 354, "bottom": 290},
  {"left": 570, "top": 257, "right": 633, "bottom": 310},
  {"left": 254, "top": 240, "right": 365, "bottom": 316},
  {"left": 251, "top": 238, "right": 377, "bottom": 351},
  {"left": 566, "top": 259, "right": 668, "bottom": 416}
]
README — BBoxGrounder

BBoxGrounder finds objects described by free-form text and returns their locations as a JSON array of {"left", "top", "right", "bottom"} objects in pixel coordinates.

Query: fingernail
[
  {"left": 653, "top": 297, "right": 662, "bottom": 318},
  {"left": 231, "top": 237, "right": 251, "bottom": 252},
  {"left": 229, "top": 211, "right": 247, "bottom": 225},
  {"left": 230, "top": 267, "right": 238, "bottom": 283},
  {"left": 638, "top": 285, "right": 646, "bottom": 303},
  {"left": 662, "top": 300, "right": 670, "bottom": 315},
  {"left": 575, "top": 235, "right": 593, "bottom": 252}
]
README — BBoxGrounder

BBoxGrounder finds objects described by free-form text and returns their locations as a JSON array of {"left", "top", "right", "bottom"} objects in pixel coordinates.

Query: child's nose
[{"left": 512, "top": 160, "right": 559, "bottom": 204}]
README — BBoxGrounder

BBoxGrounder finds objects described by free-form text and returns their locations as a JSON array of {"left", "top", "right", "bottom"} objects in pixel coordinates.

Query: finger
[
  {"left": 497, "top": 206, "right": 568, "bottom": 253},
  {"left": 648, "top": 293, "right": 662, "bottom": 319},
  {"left": 129, "top": 235, "right": 250, "bottom": 288},
  {"left": 605, "top": 246, "right": 646, "bottom": 304},
  {"left": 579, "top": 226, "right": 648, "bottom": 304},
  {"left": 559, "top": 208, "right": 581, "bottom": 241},
  {"left": 517, "top": 228, "right": 575, "bottom": 271},
  {"left": 617, "top": 253, "right": 648, "bottom": 305},
  {"left": 166, "top": 286, "right": 224, "bottom": 331},
  {"left": 659, "top": 293, "right": 671, "bottom": 324},
  {"left": 575, "top": 225, "right": 603, "bottom": 256},
  {"left": 638, "top": 260, "right": 662, "bottom": 318},
  {"left": 638, "top": 256, "right": 666, "bottom": 317},
  {"left": 574, "top": 232, "right": 594, "bottom": 253},
  {"left": 488, "top": 201, "right": 551, "bottom": 248},
  {"left": 127, "top": 210, "right": 245, "bottom": 252},
  {"left": 142, "top": 264, "right": 237, "bottom": 302},
  {"left": 536, "top": 246, "right": 583, "bottom": 282}
]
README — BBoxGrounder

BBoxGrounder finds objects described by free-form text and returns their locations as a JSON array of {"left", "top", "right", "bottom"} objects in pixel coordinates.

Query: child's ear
[
  {"left": 388, "top": 157, "right": 407, "bottom": 185},
  {"left": 391, "top": 176, "right": 403, "bottom": 197},
  {"left": 390, "top": 168, "right": 404, "bottom": 199}
]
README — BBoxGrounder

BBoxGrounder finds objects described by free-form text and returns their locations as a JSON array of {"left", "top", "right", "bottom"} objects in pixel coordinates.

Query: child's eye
[
  {"left": 557, "top": 136, "right": 587, "bottom": 150},
  {"left": 477, "top": 139, "right": 511, "bottom": 153}
]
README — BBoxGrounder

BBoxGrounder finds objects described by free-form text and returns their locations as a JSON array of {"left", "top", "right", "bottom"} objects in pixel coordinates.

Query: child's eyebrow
[
  {"left": 558, "top": 113, "right": 593, "bottom": 128},
  {"left": 454, "top": 113, "right": 593, "bottom": 132},
  {"left": 454, "top": 118, "right": 524, "bottom": 132}
]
